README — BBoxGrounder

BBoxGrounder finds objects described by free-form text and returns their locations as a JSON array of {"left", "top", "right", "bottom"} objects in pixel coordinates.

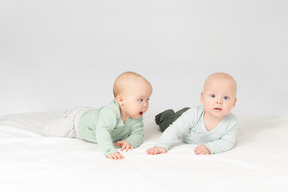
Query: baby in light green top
[
  {"left": 44, "top": 71, "right": 153, "bottom": 160},
  {"left": 147, "top": 72, "right": 238, "bottom": 155}
]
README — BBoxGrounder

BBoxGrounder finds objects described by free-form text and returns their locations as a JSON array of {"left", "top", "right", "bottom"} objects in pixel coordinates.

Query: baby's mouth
[
  {"left": 139, "top": 112, "right": 143, "bottom": 116},
  {"left": 214, "top": 108, "right": 222, "bottom": 111}
]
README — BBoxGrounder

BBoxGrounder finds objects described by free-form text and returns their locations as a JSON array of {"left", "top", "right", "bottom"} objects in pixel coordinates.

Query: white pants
[{"left": 44, "top": 107, "right": 92, "bottom": 138}]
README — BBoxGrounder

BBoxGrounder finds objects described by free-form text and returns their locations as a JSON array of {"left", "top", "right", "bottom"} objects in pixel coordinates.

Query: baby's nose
[
  {"left": 216, "top": 99, "right": 223, "bottom": 104},
  {"left": 143, "top": 101, "right": 149, "bottom": 108}
]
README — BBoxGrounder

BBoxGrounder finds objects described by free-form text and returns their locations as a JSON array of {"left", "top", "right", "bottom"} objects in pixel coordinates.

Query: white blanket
[{"left": 1, "top": 112, "right": 288, "bottom": 192}]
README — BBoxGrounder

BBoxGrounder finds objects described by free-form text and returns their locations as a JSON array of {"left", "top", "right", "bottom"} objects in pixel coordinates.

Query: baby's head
[
  {"left": 113, "top": 71, "right": 153, "bottom": 120},
  {"left": 201, "top": 72, "right": 237, "bottom": 119}
]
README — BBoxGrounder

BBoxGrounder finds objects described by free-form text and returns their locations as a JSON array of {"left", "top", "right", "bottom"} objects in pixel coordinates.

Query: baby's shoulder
[
  {"left": 98, "top": 100, "right": 121, "bottom": 118},
  {"left": 221, "top": 113, "right": 238, "bottom": 130},
  {"left": 184, "top": 105, "right": 204, "bottom": 118},
  {"left": 178, "top": 106, "right": 203, "bottom": 126},
  {"left": 224, "top": 113, "right": 238, "bottom": 123}
]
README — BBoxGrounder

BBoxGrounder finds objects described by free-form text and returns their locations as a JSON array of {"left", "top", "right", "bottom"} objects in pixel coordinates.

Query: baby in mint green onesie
[{"left": 45, "top": 71, "right": 152, "bottom": 160}]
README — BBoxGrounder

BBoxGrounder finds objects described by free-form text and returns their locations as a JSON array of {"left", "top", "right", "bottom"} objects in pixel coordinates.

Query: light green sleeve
[
  {"left": 205, "top": 116, "right": 238, "bottom": 154},
  {"left": 124, "top": 118, "right": 144, "bottom": 148},
  {"left": 95, "top": 106, "right": 120, "bottom": 157},
  {"left": 156, "top": 109, "right": 193, "bottom": 150}
]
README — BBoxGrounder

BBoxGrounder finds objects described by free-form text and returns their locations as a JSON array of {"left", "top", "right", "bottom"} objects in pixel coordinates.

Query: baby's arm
[
  {"left": 146, "top": 146, "right": 167, "bottom": 155},
  {"left": 204, "top": 122, "right": 238, "bottom": 154},
  {"left": 124, "top": 121, "right": 144, "bottom": 149},
  {"left": 194, "top": 144, "right": 211, "bottom": 155}
]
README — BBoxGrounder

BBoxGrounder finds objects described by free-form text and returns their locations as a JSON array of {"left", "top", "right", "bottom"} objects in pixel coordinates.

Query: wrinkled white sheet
[{"left": 1, "top": 112, "right": 288, "bottom": 192}]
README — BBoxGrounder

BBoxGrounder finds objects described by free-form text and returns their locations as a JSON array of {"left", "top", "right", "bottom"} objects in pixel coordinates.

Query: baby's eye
[
  {"left": 210, "top": 94, "right": 215, "bottom": 98},
  {"left": 138, "top": 99, "right": 143, "bottom": 102},
  {"left": 224, "top": 96, "right": 229, "bottom": 100}
]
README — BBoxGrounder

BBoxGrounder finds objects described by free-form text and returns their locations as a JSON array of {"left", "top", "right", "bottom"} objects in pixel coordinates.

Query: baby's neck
[
  {"left": 119, "top": 108, "right": 129, "bottom": 123},
  {"left": 203, "top": 113, "right": 223, "bottom": 131}
]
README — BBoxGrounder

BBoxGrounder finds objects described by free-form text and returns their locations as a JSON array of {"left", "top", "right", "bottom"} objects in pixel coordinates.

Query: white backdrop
[{"left": 1, "top": 0, "right": 287, "bottom": 116}]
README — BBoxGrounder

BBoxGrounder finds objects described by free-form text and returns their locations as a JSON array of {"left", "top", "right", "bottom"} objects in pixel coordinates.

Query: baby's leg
[
  {"left": 44, "top": 107, "right": 90, "bottom": 138},
  {"left": 157, "top": 107, "right": 190, "bottom": 132}
]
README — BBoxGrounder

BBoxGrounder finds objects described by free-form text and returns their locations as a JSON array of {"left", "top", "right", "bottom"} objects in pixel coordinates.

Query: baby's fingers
[
  {"left": 146, "top": 149, "right": 155, "bottom": 155},
  {"left": 194, "top": 145, "right": 210, "bottom": 155},
  {"left": 107, "top": 153, "right": 125, "bottom": 160},
  {"left": 116, "top": 141, "right": 123, "bottom": 146},
  {"left": 146, "top": 147, "right": 166, "bottom": 155},
  {"left": 121, "top": 144, "right": 133, "bottom": 152}
]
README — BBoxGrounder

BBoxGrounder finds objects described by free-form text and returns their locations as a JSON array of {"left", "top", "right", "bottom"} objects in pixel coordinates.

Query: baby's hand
[
  {"left": 116, "top": 141, "right": 133, "bottom": 152},
  {"left": 194, "top": 144, "right": 211, "bottom": 155},
  {"left": 106, "top": 152, "right": 125, "bottom": 160},
  {"left": 146, "top": 146, "right": 167, "bottom": 155}
]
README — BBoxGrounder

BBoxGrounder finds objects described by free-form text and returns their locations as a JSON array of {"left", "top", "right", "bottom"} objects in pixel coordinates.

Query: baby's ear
[
  {"left": 116, "top": 95, "right": 124, "bottom": 106},
  {"left": 233, "top": 97, "right": 237, "bottom": 107},
  {"left": 200, "top": 92, "right": 204, "bottom": 103}
]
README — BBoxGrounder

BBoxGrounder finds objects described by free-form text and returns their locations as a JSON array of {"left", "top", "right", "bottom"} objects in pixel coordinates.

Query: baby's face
[
  {"left": 201, "top": 77, "right": 237, "bottom": 120},
  {"left": 121, "top": 80, "right": 152, "bottom": 119}
]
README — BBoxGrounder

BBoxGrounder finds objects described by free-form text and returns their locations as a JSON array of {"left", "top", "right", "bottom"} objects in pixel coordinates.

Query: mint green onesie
[{"left": 78, "top": 100, "right": 144, "bottom": 156}]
